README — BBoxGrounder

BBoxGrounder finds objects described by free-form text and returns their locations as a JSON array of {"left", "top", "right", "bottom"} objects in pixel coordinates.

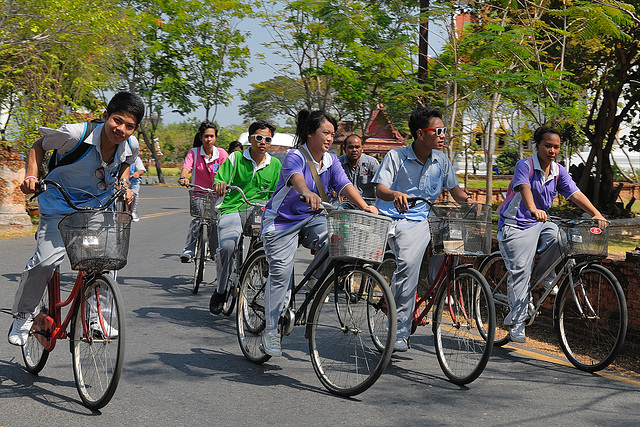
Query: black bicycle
[{"left": 236, "top": 203, "right": 397, "bottom": 396}]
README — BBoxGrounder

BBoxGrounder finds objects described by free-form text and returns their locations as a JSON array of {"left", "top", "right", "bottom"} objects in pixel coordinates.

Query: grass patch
[
  {"left": 462, "top": 179, "right": 511, "bottom": 188},
  {"left": 0, "top": 224, "right": 37, "bottom": 239},
  {"left": 146, "top": 167, "right": 181, "bottom": 177}
]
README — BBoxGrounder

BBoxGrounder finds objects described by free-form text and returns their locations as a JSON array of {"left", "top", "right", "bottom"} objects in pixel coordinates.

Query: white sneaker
[
  {"left": 542, "top": 281, "right": 558, "bottom": 295},
  {"left": 131, "top": 212, "right": 140, "bottom": 222},
  {"left": 261, "top": 331, "right": 282, "bottom": 357},
  {"left": 509, "top": 323, "right": 526, "bottom": 343},
  {"left": 8, "top": 313, "right": 34, "bottom": 346},
  {"left": 90, "top": 320, "right": 119, "bottom": 338},
  {"left": 393, "top": 337, "right": 409, "bottom": 352}
]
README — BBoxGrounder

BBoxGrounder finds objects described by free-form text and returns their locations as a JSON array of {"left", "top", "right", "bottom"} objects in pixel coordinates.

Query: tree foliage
[{"left": 0, "top": 0, "right": 133, "bottom": 146}]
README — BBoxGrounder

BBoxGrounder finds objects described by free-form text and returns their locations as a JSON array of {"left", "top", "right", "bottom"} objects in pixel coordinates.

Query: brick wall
[{"left": 602, "top": 254, "right": 640, "bottom": 344}]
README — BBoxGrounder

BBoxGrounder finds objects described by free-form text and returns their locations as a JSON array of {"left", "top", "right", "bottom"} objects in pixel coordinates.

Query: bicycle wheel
[
  {"left": 555, "top": 262, "right": 627, "bottom": 372},
  {"left": 193, "top": 222, "right": 207, "bottom": 294},
  {"left": 433, "top": 266, "right": 494, "bottom": 385},
  {"left": 22, "top": 281, "right": 50, "bottom": 374},
  {"left": 479, "top": 252, "right": 511, "bottom": 346},
  {"left": 236, "top": 249, "right": 270, "bottom": 364},
  {"left": 71, "top": 273, "right": 125, "bottom": 410},
  {"left": 308, "top": 265, "right": 396, "bottom": 397}
]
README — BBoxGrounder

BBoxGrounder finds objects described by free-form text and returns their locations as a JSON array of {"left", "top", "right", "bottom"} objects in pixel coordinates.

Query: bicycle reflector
[{"left": 589, "top": 227, "right": 602, "bottom": 235}]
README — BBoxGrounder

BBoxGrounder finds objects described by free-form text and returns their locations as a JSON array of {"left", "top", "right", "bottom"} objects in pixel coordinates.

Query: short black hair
[
  {"left": 227, "top": 140, "right": 243, "bottom": 152},
  {"left": 106, "top": 92, "right": 145, "bottom": 125},
  {"left": 249, "top": 120, "right": 276, "bottom": 137},
  {"left": 343, "top": 134, "right": 363, "bottom": 146},
  {"left": 408, "top": 107, "right": 442, "bottom": 140},
  {"left": 533, "top": 126, "right": 561, "bottom": 146}
]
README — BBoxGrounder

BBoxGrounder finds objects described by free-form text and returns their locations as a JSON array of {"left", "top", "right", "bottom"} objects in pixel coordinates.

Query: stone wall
[{"left": 0, "top": 147, "right": 31, "bottom": 229}]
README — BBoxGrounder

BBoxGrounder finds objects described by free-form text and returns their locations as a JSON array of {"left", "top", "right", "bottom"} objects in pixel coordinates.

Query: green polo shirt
[{"left": 214, "top": 149, "right": 282, "bottom": 215}]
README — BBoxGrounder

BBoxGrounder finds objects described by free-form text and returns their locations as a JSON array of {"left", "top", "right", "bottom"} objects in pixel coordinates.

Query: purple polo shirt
[
  {"left": 262, "top": 145, "right": 352, "bottom": 232},
  {"left": 498, "top": 155, "right": 579, "bottom": 230}
]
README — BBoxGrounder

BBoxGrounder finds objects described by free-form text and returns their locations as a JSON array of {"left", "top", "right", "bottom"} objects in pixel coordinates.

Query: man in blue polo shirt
[
  {"left": 9, "top": 91, "right": 144, "bottom": 346},
  {"left": 373, "top": 107, "right": 470, "bottom": 352}
]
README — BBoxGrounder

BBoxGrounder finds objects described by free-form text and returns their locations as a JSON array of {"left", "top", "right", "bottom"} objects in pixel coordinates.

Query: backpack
[{"left": 46, "top": 119, "right": 102, "bottom": 174}]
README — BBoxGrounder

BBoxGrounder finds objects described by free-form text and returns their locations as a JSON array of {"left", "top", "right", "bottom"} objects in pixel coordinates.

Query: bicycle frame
[
  {"left": 412, "top": 255, "right": 475, "bottom": 332},
  {"left": 33, "top": 268, "right": 84, "bottom": 351}
]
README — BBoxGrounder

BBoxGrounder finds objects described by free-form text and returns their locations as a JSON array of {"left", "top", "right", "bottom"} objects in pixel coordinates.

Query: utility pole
[{"left": 418, "top": 0, "right": 430, "bottom": 86}]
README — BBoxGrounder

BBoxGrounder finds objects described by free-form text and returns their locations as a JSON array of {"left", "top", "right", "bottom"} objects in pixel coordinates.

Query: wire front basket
[
  {"left": 558, "top": 219, "right": 609, "bottom": 258},
  {"left": 326, "top": 209, "right": 392, "bottom": 264},
  {"left": 189, "top": 188, "right": 221, "bottom": 220},
  {"left": 428, "top": 202, "right": 492, "bottom": 256},
  {"left": 58, "top": 210, "right": 132, "bottom": 271}
]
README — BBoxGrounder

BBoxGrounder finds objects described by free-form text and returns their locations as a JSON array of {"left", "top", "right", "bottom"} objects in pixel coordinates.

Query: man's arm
[
  {"left": 376, "top": 184, "right": 410, "bottom": 214},
  {"left": 20, "top": 137, "right": 45, "bottom": 194},
  {"left": 117, "top": 163, "right": 134, "bottom": 203},
  {"left": 449, "top": 185, "right": 470, "bottom": 204}
]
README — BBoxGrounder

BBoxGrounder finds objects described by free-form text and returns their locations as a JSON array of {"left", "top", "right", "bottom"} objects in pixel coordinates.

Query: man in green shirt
[{"left": 209, "top": 120, "right": 282, "bottom": 314}]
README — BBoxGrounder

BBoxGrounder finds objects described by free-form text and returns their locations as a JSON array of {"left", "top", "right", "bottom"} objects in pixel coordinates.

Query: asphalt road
[{"left": 1, "top": 185, "right": 638, "bottom": 426}]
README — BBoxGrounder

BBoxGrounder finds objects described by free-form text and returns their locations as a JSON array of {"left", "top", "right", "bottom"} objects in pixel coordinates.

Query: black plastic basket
[{"left": 58, "top": 210, "right": 132, "bottom": 271}]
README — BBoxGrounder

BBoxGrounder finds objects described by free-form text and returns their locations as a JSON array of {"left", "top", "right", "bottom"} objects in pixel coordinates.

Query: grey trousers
[
  {"left": 387, "top": 218, "right": 432, "bottom": 339},
  {"left": 13, "top": 215, "right": 66, "bottom": 314},
  {"left": 215, "top": 208, "right": 252, "bottom": 294},
  {"left": 498, "top": 222, "right": 561, "bottom": 326},
  {"left": 184, "top": 217, "right": 218, "bottom": 259},
  {"left": 263, "top": 214, "right": 328, "bottom": 333}
]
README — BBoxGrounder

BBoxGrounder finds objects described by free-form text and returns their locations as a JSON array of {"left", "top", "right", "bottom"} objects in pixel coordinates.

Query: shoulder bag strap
[{"left": 300, "top": 148, "right": 329, "bottom": 202}]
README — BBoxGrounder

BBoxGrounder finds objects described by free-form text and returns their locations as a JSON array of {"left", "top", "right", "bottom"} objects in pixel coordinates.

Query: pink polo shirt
[{"left": 182, "top": 146, "right": 228, "bottom": 188}]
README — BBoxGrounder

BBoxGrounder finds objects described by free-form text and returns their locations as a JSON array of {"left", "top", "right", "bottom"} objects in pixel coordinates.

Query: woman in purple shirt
[
  {"left": 497, "top": 126, "right": 604, "bottom": 343},
  {"left": 260, "top": 109, "right": 377, "bottom": 357}
]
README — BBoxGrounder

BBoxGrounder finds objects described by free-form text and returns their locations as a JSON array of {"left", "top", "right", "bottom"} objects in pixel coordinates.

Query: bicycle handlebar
[
  {"left": 297, "top": 195, "right": 336, "bottom": 212},
  {"left": 35, "top": 179, "right": 128, "bottom": 212}
]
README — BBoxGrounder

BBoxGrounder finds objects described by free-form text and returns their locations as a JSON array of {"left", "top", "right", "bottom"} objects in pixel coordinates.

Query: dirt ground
[{"left": 516, "top": 320, "right": 640, "bottom": 381}]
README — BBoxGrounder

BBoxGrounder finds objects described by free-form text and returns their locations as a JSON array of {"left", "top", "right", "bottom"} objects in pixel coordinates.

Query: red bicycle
[
  {"left": 14, "top": 179, "right": 130, "bottom": 409},
  {"left": 377, "top": 198, "right": 495, "bottom": 385}
]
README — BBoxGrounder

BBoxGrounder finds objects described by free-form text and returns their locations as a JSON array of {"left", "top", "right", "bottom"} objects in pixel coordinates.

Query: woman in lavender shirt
[
  {"left": 497, "top": 126, "right": 604, "bottom": 343},
  {"left": 260, "top": 109, "right": 377, "bottom": 357}
]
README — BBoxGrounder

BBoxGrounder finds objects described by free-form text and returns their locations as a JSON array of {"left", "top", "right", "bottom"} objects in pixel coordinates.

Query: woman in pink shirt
[{"left": 178, "top": 121, "right": 228, "bottom": 262}]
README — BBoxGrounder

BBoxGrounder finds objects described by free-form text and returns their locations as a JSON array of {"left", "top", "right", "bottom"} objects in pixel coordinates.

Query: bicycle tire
[
  {"left": 308, "top": 265, "right": 396, "bottom": 397},
  {"left": 221, "top": 276, "right": 237, "bottom": 316},
  {"left": 222, "top": 242, "right": 242, "bottom": 316},
  {"left": 236, "top": 249, "right": 270, "bottom": 364},
  {"left": 478, "top": 252, "right": 511, "bottom": 346},
  {"left": 71, "top": 273, "right": 125, "bottom": 410},
  {"left": 371, "top": 254, "right": 397, "bottom": 353},
  {"left": 555, "top": 262, "right": 627, "bottom": 372},
  {"left": 433, "top": 266, "right": 494, "bottom": 385},
  {"left": 193, "top": 222, "right": 207, "bottom": 294},
  {"left": 21, "top": 283, "right": 50, "bottom": 374}
]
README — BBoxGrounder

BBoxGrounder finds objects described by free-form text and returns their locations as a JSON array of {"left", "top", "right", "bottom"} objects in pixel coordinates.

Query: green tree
[
  {"left": 0, "top": 0, "right": 133, "bottom": 147},
  {"left": 118, "top": 0, "right": 252, "bottom": 182},
  {"left": 239, "top": 76, "right": 308, "bottom": 124}
]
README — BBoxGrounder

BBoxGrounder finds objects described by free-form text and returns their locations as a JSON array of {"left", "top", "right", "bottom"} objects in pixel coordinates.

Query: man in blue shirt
[
  {"left": 373, "top": 107, "right": 470, "bottom": 352},
  {"left": 9, "top": 91, "right": 144, "bottom": 346}
]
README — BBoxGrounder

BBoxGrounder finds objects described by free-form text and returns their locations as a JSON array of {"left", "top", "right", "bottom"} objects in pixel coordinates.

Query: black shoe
[{"left": 209, "top": 291, "right": 226, "bottom": 315}]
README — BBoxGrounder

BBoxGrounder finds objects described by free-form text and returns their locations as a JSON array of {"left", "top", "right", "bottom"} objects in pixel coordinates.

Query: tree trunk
[
  {"left": 485, "top": 92, "right": 501, "bottom": 205},
  {"left": 137, "top": 125, "right": 165, "bottom": 184}
]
